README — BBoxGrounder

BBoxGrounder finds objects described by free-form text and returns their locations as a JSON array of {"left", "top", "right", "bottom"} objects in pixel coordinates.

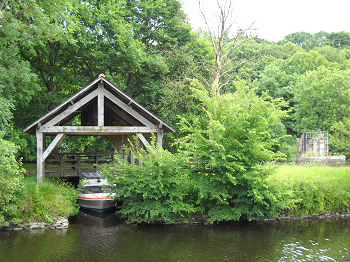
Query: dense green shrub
[
  {"left": 0, "top": 135, "right": 79, "bottom": 225},
  {"left": 176, "top": 80, "right": 288, "bottom": 221},
  {"left": 21, "top": 176, "right": 80, "bottom": 223},
  {"left": 103, "top": 80, "right": 290, "bottom": 223},
  {"left": 0, "top": 135, "right": 25, "bottom": 224},
  {"left": 101, "top": 139, "right": 196, "bottom": 223}
]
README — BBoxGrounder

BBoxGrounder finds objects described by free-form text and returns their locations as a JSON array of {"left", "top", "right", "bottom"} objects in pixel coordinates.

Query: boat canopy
[{"left": 80, "top": 172, "right": 103, "bottom": 179}]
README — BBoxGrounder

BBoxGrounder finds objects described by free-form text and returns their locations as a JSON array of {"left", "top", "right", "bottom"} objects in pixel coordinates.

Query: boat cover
[{"left": 80, "top": 172, "right": 103, "bottom": 179}]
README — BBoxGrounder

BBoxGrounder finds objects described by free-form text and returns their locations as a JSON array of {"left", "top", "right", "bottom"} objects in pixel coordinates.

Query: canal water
[{"left": 1, "top": 210, "right": 349, "bottom": 262}]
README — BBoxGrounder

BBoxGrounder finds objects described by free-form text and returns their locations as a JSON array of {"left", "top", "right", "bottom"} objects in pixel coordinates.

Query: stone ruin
[
  {"left": 296, "top": 131, "right": 346, "bottom": 164},
  {"left": 296, "top": 132, "right": 328, "bottom": 156}
]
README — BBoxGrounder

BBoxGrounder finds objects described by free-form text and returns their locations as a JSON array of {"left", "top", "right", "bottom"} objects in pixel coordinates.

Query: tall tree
[
  {"left": 0, "top": 0, "right": 71, "bottom": 126},
  {"left": 294, "top": 67, "right": 350, "bottom": 134},
  {"left": 198, "top": 0, "right": 256, "bottom": 97},
  {"left": 19, "top": 0, "right": 146, "bottom": 112},
  {"left": 124, "top": 0, "right": 192, "bottom": 49}
]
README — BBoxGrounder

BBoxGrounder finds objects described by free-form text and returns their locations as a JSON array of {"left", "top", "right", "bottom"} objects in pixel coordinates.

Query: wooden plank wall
[{"left": 45, "top": 152, "right": 119, "bottom": 177}]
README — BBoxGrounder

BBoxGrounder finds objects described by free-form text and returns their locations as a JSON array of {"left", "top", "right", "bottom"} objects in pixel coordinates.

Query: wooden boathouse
[{"left": 23, "top": 74, "right": 175, "bottom": 183}]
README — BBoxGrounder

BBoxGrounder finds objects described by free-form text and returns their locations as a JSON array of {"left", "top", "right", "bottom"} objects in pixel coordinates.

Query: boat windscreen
[{"left": 80, "top": 172, "right": 103, "bottom": 179}]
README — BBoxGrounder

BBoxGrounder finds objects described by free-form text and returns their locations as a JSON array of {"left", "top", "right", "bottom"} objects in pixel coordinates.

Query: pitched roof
[{"left": 23, "top": 76, "right": 176, "bottom": 135}]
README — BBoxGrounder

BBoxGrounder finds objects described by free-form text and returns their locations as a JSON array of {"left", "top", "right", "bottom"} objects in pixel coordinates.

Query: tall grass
[
  {"left": 22, "top": 163, "right": 37, "bottom": 170},
  {"left": 268, "top": 163, "right": 350, "bottom": 216},
  {"left": 2, "top": 175, "right": 79, "bottom": 225}
]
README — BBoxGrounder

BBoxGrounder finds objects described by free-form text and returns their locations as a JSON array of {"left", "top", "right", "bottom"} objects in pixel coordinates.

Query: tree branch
[
  {"left": 215, "top": 75, "right": 232, "bottom": 96},
  {"left": 199, "top": 0, "right": 218, "bottom": 54},
  {"left": 194, "top": 60, "right": 214, "bottom": 76},
  {"left": 199, "top": 75, "right": 213, "bottom": 90},
  {"left": 220, "top": 57, "right": 255, "bottom": 77}
]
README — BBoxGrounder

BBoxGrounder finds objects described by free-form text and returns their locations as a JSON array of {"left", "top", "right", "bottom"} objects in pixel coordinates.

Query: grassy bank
[
  {"left": 268, "top": 163, "right": 350, "bottom": 216},
  {"left": 1, "top": 174, "right": 79, "bottom": 226}
]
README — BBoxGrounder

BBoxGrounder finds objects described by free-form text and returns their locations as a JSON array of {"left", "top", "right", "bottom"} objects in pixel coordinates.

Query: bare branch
[
  {"left": 215, "top": 75, "right": 232, "bottom": 96},
  {"left": 194, "top": 60, "right": 214, "bottom": 76},
  {"left": 197, "top": 0, "right": 255, "bottom": 97},
  {"left": 200, "top": 75, "right": 213, "bottom": 90},
  {"left": 220, "top": 57, "right": 256, "bottom": 77},
  {"left": 222, "top": 37, "right": 254, "bottom": 68},
  {"left": 221, "top": 23, "right": 255, "bottom": 64},
  {"left": 199, "top": 0, "right": 218, "bottom": 54}
]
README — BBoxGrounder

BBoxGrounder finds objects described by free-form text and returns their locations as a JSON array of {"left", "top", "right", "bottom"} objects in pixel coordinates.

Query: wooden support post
[
  {"left": 36, "top": 130, "right": 44, "bottom": 183},
  {"left": 105, "top": 136, "right": 119, "bottom": 152},
  {"left": 96, "top": 152, "right": 99, "bottom": 171},
  {"left": 137, "top": 133, "right": 150, "bottom": 147},
  {"left": 130, "top": 152, "right": 135, "bottom": 166},
  {"left": 98, "top": 82, "right": 104, "bottom": 126},
  {"left": 78, "top": 154, "right": 81, "bottom": 175},
  {"left": 156, "top": 129, "right": 163, "bottom": 148},
  {"left": 43, "top": 134, "right": 66, "bottom": 160},
  {"left": 60, "top": 154, "right": 63, "bottom": 177}
]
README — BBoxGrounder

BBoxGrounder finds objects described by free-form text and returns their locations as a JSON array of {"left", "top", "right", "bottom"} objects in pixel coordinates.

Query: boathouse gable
[{"left": 23, "top": 75, "right": 175, "bottom": 183}]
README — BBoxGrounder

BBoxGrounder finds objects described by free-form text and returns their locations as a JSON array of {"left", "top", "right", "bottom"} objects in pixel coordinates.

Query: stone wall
[
  {"left": 0, "top": 216, "right": 69, "bottom": 231},
  {"left": 295, "top": 156, "right": 346, "bottom": 164},
  {"left": 297, "top": 133, "right": 328, "bottom": 156}
]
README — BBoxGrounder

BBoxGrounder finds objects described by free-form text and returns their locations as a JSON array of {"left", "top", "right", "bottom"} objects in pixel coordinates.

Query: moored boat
[{"left": 78, "top": 172, "right": 117, "bottom": 211}]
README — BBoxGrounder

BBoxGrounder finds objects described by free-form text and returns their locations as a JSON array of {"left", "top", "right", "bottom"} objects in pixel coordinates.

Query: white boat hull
[
  {"left": 78, "top": 193, "right": 117, "bottom": 211},
  {"left": 78, "top": 172, "right": 117, "bottom": 212}
]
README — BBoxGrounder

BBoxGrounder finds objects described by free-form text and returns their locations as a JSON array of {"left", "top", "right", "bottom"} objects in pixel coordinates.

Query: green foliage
[
  {"left": 270, "top": 164, "right": 350, "bottom": 215},
  {"left": 124, "top": 0, "right": 192, "bottom": 49},
  {"left": 279, "top": 31, "right": 315, "bottom": 50},
  {"left": 1, "top": 174, "right": 79, "bottom": 225},
  {"left": 0, "top": 0, "right": 71, "bottom": 127},
  {"left": 330, "top": 117, "right": 350, "bottom": 157},
  {"left": 22, "top": 176, "right": 80, "bottom": 223},
  {"left": 0, "top": 134, "right": 25, "bottom": 224},
  {"left": 294, "top": 67, "right": 350, "bottom": 133},
  {"left": 252, "top": 43, "right": 350, "bottom": 136},
  {"left": 176, "top": 80, "right": 288, "bottom": 221},
  {"left": 280, "top": 50, "right": 339, "bottom": 75},
  {"left": 0, "top": 133, "right": 79, "bottom": 224},
  {"left": 3, "top": 125, "right": 37, "bottom": 161},
  {"left": 279, "top": 30, "right": 350, "bottom": 50},
  {"left": 101, "top": 137, "right": 196, "bottom": 223}
]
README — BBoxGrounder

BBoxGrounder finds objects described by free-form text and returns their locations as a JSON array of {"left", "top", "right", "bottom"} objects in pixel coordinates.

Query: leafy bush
[
  {"left": 330, "top": 117, "right": 350, "bottom": 158},
  {"left": 21, "top": 176, "right": 80, "bottom": 223},
  {"left": 0, "top": 135, "right": 79, "bottom": 225},
  {"left": 101, "top": 138, "right": 196, "bottom": 224},
  {"left": 3, "top": 125, "right": 37, "bottom": 162},
  {"left": 176, "top": 80, "right": 288, "bottom": 221},
  {"left": 102, "top": 81, "right": 306, "bottom": 223},
  {"left": 0, "top": 135, "right": 25, "bottom": 224}
]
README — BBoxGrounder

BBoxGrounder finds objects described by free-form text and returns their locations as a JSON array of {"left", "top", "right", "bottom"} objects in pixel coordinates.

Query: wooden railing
[{"left": 45, "top": 152, "right": 125, "bottom": 177}]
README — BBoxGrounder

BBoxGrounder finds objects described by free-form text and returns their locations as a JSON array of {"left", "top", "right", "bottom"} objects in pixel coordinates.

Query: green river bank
[{"left": 1, "top": 163, "right": 350, "bottom": 229}]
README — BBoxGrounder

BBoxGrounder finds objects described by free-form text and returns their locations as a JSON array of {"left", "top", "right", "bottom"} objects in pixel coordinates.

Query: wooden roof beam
[
  {"left": 105, "top": 99, "right": 140, "bottom": 126},
  {"left": 43, "top": 89, "right": 99, "bottom": 128},
  {"left": 103, "top": 89, "right": 154, "bottom": 127},
  {"left": 98, "top": 82, "right": 104, "bottom": 126},
  {"left": 38, "top": 126, "right": 158, "bottom": 135}
]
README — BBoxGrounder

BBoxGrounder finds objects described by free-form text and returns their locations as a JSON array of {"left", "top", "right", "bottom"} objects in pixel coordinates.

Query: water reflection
[
  {"left": 71, "top": 207, "right": 123, "bottom": 227},
  {"left": 0, "top": 211, "right": 349, "bottom": 262}
]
